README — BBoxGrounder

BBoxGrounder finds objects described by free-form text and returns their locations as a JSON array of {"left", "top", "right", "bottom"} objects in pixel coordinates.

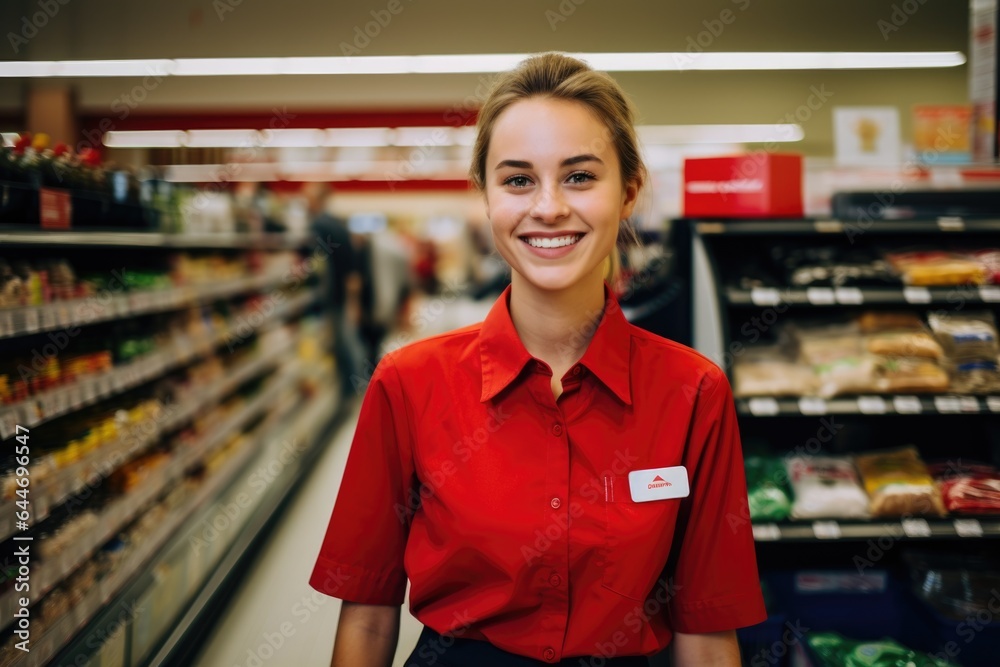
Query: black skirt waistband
[{"left": 403, "top": 624, "right": 651, "bottom": 667}]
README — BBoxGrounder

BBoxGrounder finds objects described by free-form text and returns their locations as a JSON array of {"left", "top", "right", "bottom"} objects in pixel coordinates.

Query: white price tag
[
  {"left": 834, "top": 287, "right": 864, "bottom": 305},
  {"left": 937, "top": 217, "right": 965, "bottom": 231},
  {"left": 0, "top": 311, "right": 12, "bottom": 337},
  {"left": 893, "top": 396, "right": 923, "bottom": 414},
  {"left": 960, "top": 396, "right": 980, "bottom": 413},
  {"left": 980, "top": 286, "right": 1000, "bottom": 303},
  {"left": 934, "top": 396, "right": 962, "bottom": 413},
  {"left": 798, "top": 397, "right": 828, "bottom": 415},
  {"left": 0, "top": 409, "right": 15, "bottom": 439},
  {"left": 750, "top": 288, "right": 782, "bottom": 306},
  {"left": 813, "top": 521, "right": 842, "bottom": 539},
  {"left": 748, "top": 397, "right": 780, "bottom": 416},
  {"left": 39, "top": 307, "right": 56, "bottom": 330},
  {"left": 858, "top": 396, "right": 887, "bottom": 414},
  {"left": 68, "top": 385, "right": 82, "bottom": 409},
  {"left": 806, "top": 288, "right": 836, "bottom": 305},
  {"left": 23, "top": 308, "right": 40, "bottom": 332},
  {"left": 901, "top": 518, "right": 932, "bottom": 538},
  {"left": 953, "top": 519, "right": 983, "bottom": 538},
  {"left": 987, "top": 397, "right": 1000, "bottom": 413},
  {"left": 752, "top": 523, "right": 782, "bottom": 541},
  {"left": 903, "top": 287, "right": 932, "bottom": 304}
]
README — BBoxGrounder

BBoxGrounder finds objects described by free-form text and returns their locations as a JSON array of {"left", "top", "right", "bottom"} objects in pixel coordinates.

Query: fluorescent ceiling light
[
  {"left": 0, "top": 52, "right": 965, "bottom": 78},
  {"left": 107, "top": 124, "right": 802, "bottom": 149},
  {"left": 104, "top": 130, "right": 188, "bottom": 148},
  {"left": 638, "top": 124, "right": 803, "bottom": 144},
  {"left": 323, "top": 128, "right": 391, "bottom": 147}
]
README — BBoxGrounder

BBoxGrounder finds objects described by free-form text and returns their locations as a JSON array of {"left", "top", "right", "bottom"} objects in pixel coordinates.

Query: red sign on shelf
[{"left": 39, "top": 188, "right": 72, "bottom": 229}]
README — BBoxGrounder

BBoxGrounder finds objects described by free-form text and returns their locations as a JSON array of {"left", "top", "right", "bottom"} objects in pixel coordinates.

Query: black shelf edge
[
  {"left": 0, "top": 230, "right": 314, "bottom": 248},
  {"left": 694, "top": 219, "right": 1000, "bottom": 236},
  {"left": 726, "top": 285, "right": 1000, "bottom": 308},
  {"left": 752, "top": 517, "right": 1000, "bottom": 542},
  {"left": 736, "top": 394, "right": 1000, "bottom": 417}
]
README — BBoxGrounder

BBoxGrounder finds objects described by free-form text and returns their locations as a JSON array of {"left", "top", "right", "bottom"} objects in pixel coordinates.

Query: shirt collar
[{"left": 479, "top": 280, "right": 632, "bottom": 405}]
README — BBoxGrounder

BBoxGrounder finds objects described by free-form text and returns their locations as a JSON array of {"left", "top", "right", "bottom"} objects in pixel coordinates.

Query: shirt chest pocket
[{"left": 600, "top": 475, "right": 682, "bottom": 601}]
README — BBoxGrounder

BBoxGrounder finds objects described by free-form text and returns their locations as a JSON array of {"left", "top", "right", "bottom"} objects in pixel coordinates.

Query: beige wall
[{"left": 1, "top": 0, "right": 974, "bottom": 155}]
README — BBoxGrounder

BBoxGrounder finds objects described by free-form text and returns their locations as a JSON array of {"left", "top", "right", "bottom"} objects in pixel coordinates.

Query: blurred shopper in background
[{"left": 306, "top": 183, "right": 366, "bottom": 400}]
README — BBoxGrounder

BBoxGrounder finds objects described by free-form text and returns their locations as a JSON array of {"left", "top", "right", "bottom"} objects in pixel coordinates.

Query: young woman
[{"left": 310, "top": 52, "right": 766, "bottom": 666}]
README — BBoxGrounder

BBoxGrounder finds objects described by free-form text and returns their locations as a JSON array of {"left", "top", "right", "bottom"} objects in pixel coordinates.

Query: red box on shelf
[{"left": 683, "top": 153, "right": 803, "bottom": 219}]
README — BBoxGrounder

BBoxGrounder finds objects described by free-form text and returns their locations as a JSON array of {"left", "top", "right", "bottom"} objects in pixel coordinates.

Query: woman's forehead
[{"left": 489, "top": 97, "right": 615, "bottom": 165}]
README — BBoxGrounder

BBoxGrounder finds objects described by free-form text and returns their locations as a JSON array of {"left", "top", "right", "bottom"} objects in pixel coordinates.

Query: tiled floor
[{"left": 191, "top": 396, "right": 424, "bottom": 667}]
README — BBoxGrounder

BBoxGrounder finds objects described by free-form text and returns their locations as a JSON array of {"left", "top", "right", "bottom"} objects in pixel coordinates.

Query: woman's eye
[
  {"left": 567, "top": 171, "right": 595, "bottom": 184},
  {"left": 503, "top": 175, "right": 531, "bottom": 188}
]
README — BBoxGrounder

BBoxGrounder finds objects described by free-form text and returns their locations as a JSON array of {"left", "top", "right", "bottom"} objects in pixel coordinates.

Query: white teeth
[{"left": 523, "top": 234, "right": 581, "bottom": 249}]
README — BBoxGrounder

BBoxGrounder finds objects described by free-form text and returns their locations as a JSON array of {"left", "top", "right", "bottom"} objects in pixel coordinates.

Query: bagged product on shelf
[
  {"left": 928, "top": 310, "right": 1000, "bottom": 393},
  {"left": 733, "top": 346, "right": 817, "bottom": 397},
  {"left": 866, "top": 331, "right": 944, "bottom": 360},
  {"left": 805, "top": 632, "right": 954, "bottom": 667},
  {"left": 929, "top": 461, "right": 1000, "bottom": 514},
  {"left": 792, "top": 323, "right": 882, "bottom": 397},
  {"left": 885, "top": 249, "right": 986, "bottom": 286},
  {"left": 786, "top": 456, "right": 870, "bottom": 520},
  {"left": 854, "top": 446, "right": 946, "bottom": 517},
  {"left": 745, "top": 456, "right": 793, "bottom": 521},
  {"left": 872, "top": 356, "right": 951, "bottom": 394},
  {"left": 773, "top": 246, "right": 901, "bottom": 287},
  {"left": 968, "top": 248, "right": 1000, "bottom": 284},
  {"left": 857, "top": 311, "right": 927, "bottom": 334}
]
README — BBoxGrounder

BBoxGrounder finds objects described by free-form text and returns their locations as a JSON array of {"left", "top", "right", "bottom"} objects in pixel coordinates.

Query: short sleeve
[
  {"left": 309, "top": 352, "right": 416, "bottom": 605},
  {"left": 667, "top": 370, "right": 767, "bottom": 633}
]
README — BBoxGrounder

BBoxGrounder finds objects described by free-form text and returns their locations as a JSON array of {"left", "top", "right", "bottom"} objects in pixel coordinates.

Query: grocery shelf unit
[
  {"left": 688, "top": 218, "right": 1000, "bottom": 663},
  {"left": 0, "top": 231, "right": 345, "bottom": 666}
]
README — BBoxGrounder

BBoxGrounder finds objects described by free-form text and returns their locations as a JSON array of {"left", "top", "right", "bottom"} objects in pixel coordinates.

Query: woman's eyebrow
[{"left": 494, "top": 154, "right": 604, "bottom": 170}]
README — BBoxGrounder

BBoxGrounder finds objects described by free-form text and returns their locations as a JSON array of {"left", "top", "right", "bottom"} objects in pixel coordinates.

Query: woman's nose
[{"left": 529, "top": 184, "right": 570, "bottom": 223}]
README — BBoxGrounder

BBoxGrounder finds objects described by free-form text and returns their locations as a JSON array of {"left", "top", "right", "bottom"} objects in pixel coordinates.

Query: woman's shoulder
[
  {"left": 627, "top": 323, "right": 727, "bottom": 385},
  {"left": 377, "top": 321, "right": 485, "bottom": 377}
]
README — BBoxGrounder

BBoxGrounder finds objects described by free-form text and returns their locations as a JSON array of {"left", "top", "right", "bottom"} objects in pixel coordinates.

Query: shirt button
[
  {"left": 551, "top": 423, "right": 562, "bottom": 436},
  {"left": 572, "top": 366, "right": 581, "bottom": 375},
  {"left": 550, "top": 497, "right": 561, "bottom": 509},
  {"left": 543, "top": 648, "right": 556, "bottom": 661},
  {"left": 549, "top": 573, "right": 561, "bottom": 587}
]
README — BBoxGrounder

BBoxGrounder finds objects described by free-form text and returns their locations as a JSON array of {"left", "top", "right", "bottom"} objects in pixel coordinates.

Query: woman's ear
[{"left": 619, "top": 178, "right": 640, "bottom": 221}]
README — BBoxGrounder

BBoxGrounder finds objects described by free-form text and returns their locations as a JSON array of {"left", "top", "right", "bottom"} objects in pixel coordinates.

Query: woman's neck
[{"left": 508, "top": 268, "right": 607, "bottom": 370}]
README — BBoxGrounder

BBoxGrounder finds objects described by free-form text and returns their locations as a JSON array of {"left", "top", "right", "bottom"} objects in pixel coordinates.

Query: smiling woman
[{"left": 310, "top": 52, "right": 764, "bottom": 667}]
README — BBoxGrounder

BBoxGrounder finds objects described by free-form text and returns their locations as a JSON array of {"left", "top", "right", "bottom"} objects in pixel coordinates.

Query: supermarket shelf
[
  {"left": 0, "top": 287, "right": 318, "bottom": 438},
  {"left": 0, "top": 332, "right": 301, "bottom": 542},
  {"left": 736, "top": 394, "right": 1000, "bottom": 417},
  {"left": 8, "top": 372, "right": 314, "bottom": 667},
  {"left": 0, "top": 357, "right": 307, "bottom": 629},
  {"left": 0, "top": 270, "right": 298, "bottom": 341},
  {"left": 726, "top": 284, "right": 1000, "bottom": 307},
  {"left": 694, "top": 218, "right": 1000, "bottom": 236},
  {"left": 0, "top": 230, "right": 313, "bottom": 249},
  {"left": 752, "top": 517, "right": 1000, "bottom": 542}
]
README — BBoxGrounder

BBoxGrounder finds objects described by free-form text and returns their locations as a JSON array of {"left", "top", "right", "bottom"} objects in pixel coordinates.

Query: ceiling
[{"left": 0, "top": 0, "right": 975, "bottom": 155}]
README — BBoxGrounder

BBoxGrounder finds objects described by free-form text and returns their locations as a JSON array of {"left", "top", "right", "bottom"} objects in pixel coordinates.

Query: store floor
[{"left": 191, "top": 394, "right": 426, "bottom": 667}]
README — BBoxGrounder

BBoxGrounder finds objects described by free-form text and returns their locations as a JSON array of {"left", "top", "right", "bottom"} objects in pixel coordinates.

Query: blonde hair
[{"left": 469, "top": 52, "right": 645, "bottom": 286}]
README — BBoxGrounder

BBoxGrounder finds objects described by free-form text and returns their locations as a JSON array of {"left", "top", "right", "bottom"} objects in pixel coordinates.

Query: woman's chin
[{"left": 514, "top": 265, "right": 594, "bottom": 293}]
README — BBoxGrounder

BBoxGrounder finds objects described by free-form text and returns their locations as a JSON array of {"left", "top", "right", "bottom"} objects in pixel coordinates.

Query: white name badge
[{"left": 628, "top": 466, "right": 690, "bottom": 503}]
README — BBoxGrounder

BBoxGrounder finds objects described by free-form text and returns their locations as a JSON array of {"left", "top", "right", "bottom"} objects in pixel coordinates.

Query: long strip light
[
  {"left": 0, "top": 51, "right": 965, "bottom": 78},
  {"left": 105, "top": 124, "right": 803, "bottom": 149}
]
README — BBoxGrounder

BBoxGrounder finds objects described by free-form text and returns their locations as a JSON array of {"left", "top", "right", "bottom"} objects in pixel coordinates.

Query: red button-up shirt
[{"left": 310, "top": 281, "right": 766, "bottom": 661}]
